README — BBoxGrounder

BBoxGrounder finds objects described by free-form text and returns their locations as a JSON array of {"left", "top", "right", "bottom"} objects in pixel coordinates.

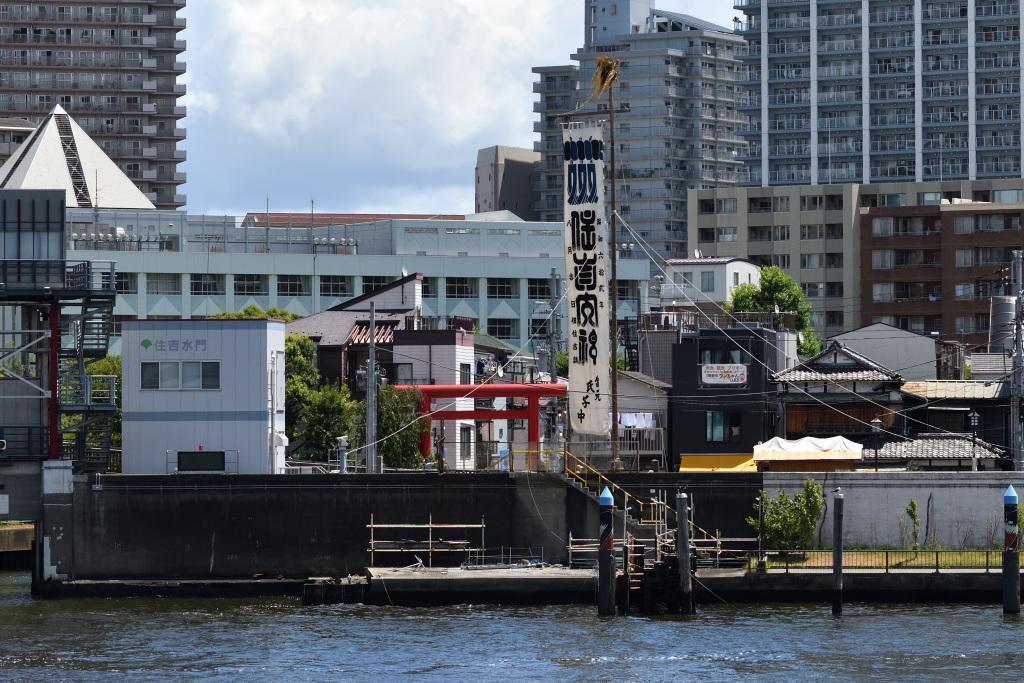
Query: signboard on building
[
  {"left": 563, "top": 123, "right": 610, "bottom": 435},
  {"left": 700, "top": 364, "right": 748, "bottom": 385}
]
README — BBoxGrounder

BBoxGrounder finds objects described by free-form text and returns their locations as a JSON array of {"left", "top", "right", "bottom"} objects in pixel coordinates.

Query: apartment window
[
  {"left": 826, "top": 253, "right": 843, "bottom": 268},
  {"left": 487, "top": 318, "right": 517, "bottom": 340},
  {"left": 773, "top": 196, "right": 790, "bottom": 212},
  {"left": 190, "top": 274, "right": 224, "bottom": 296},
  {"left": 802, "top": 283, "right": 824, "bottom": 298},
  {"left": 717, "top": 227, "right": 737, "bottom": 242},
  {"left": 421, "top": 277, "right": 438, "bottom": 298},
  {"left": 446, "top": 277, "right": 475, "bottom": 298},
  {"left": 146, "top": 273, "right": 180, "bottom": 295},
  {"left": 320, "top": 276, "right": 352, "bottom": 298},
  {"left": 700, "top": 271, "right": 715, "bottom": 293},
  {"left": 362, "top": 276, "right": 390, "bottom": 293},
  {"left": 825, "top": 224, "right": 844, "bottom": 239},
  {"left": 800, "top": 253, "right": 824, "bottom": 269},
  {"left": 706, "top": 411, "right": 742, "bottom": 443},
  {"left": 698, "top": 228, "right": 716, "bottom": 243},
  {"left": 277, "top": 275, "right": 309, "bottom": 297},
  {"left": 800, "top": 196, "right": 824, "bottom": 211},
  {"left": 810, "top": 311, "right": 826, "bottom": 328},
  {"left": 826, "top": 311, "right": 844, "bottom": 327},
  {"left": 826, "top": 282, "right": 844, "bottom": 297},
  {"left": 825, "top": 195, "right": 843, "bottom": 210},
  {"left": 701, "top": 349, "right": 743, "bottom": 364},
  {"left": 955, "top": 249, "right": 974, "bottom": 267},
  {"left": 954, "top": 216, "right": 973, "bottom": 234},
  {"left": 487, "top": 278, "right": 516, "bottom": 299},
  {"left": 698, "top": 199, "right": 715, "bottom": 214},
  {"left": 460, "top": 363, "right": 472, "bottom": 385},
  {"left": 716, "top": 198, "right": 737, "bottom": 214},
  {"left": 772, "top": 254, "right": 791, "bottom": 268},
  {"left": 115, "top": 272, "right": 137, "bottom": 294},
  {"left": 872, "top": 283, "right": 894, "bottom": 303},
  {"left": 234, "top": 274, "right": 267, "bottom": 296},
  {"left": 141, "top": 361, "right": 220, "bottom": 391},
  {"left": 529, "top": 319, "right": 550, "bottom": 337},
  {"left": 527, "top": 278, "right": 551, "bottom": 299},
  {"left": 772, "top": 225, "right": 790, "bottom": 241},
  {"left": 954, "top": 283, "right": 975, "bottom": 300},
  {"left": 801, "top": 224, "right": 824, "bottom": 240},
  {"left": 872, "top": 217, "right": 894, "bottom": 236},
  {"left": 918, "top": 192, "right": 941, "bottom": 205},
  {"left": 872, "top": 250, "right": 893, "bottom": 269},
  {"left": 995, "top": 190, "right": 1024, "bottom": 203}
]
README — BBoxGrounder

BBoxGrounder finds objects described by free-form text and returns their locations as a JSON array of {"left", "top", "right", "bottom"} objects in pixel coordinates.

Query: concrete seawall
[
  {"left": 39, "top": 469, "right": 598, "bottom": 588},
  {"left": 765, "top": 472, "right": 1024, "bottom": 549}
]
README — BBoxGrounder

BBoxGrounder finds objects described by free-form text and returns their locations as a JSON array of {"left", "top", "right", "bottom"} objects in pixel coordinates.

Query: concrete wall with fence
[{"left": 765, "top": 472, "right": 1023, "bottom": 549}]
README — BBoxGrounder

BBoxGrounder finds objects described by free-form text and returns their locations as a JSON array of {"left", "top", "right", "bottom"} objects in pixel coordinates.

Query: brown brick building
[{"left": 860, "top": 200, "right": 1024, "bottom": 348}]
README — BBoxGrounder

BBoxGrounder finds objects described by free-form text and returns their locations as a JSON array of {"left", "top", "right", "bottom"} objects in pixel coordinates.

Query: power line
[{"left": 620, "top": 212, "right": 972, "bottom": 442}]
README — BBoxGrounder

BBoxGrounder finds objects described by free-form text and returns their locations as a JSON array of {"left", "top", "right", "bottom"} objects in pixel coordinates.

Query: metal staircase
[
  {"left": 53, "top": 113, "right": 92, "bottom": 208},
  {"left": 58, "top": 292, "right": 116, "bottom": 473}
]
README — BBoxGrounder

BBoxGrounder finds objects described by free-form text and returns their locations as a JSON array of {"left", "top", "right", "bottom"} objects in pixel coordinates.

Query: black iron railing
[
  {"left": 0, "top": 259, "right": 115, "bottom": 293},
  {"left": 0, "top": 426, "right": 48, "bottom": 457}
]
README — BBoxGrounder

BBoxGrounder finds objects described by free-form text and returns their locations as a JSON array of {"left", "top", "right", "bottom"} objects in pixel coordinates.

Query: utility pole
[
  {"left": 366, "top": 302, "right": 378, "bottom": 474},
  {"left": 548, "top": 267, "right": 560, "bottom": 382},
  {"left": 606, "top": 64, "right": 622, "bottom": 471},
  {"left": 1012, "top": 250, "right": 1023, "bottom": 470}
]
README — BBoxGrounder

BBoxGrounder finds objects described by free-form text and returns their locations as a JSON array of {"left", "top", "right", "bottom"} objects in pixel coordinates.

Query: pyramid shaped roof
[{"left": 0, "top": 105, "right": 154, "bottom": 209}]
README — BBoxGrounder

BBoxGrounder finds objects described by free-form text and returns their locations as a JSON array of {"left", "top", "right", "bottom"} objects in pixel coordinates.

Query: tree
[
  {"left": 295, "top": 382, "right": 360, "bottom": 459},
  {"left": 349, "top": 386, "right": 426, "bottom": 470},
  {"left": 211, "top": 304, "right": 300, "bottom": 322},
  {"left": 87, "top": 355, "right": 122, "bottom": 446},
  {"left": 284, "top": 334, "right": 320, "bottom": 441},
  {"left": 728, "top": 265, "right": 822, "bottom": 356},
  {"left": 746, "top": 478, "right": 825, "bottom": 550}
]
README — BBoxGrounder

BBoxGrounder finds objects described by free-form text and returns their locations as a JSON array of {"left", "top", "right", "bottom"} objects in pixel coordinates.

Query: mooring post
[
  {"left": 598, "top": 486, "right": 616, "bottom": 616},
  {"left": 832, "top": 487, "right": 844, "bottom": 617},
  {"left": 676, "top": 492, "right": 694, "bottom": 614},
  {"left": 1004, "top": 484, "right": 1020, "bottom": 615}
]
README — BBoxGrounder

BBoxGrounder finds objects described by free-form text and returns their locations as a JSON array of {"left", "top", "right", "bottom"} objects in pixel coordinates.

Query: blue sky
[{"left": 179, "top": 1, "right": 736, "bottom": 216}]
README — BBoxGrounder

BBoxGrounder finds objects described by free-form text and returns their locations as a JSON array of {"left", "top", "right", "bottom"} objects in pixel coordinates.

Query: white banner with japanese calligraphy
[{"left": 563, "top": 123, "right": 611, "bottom": 436}]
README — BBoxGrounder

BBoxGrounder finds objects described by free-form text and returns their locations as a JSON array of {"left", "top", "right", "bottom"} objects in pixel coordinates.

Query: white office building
[
  {"left": 65, "top": 209, "right": 650, "bottom": 353},
  {"left": 121, "top": 319, "right": 286, "bottom": 475}
]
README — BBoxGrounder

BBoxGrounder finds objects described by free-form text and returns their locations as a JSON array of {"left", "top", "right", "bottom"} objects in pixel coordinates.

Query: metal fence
[{"left": 752, "top": 549, "right": 1003, "bottom": 573}]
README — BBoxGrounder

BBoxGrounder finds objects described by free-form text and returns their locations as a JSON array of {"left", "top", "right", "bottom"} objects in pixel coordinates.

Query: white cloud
[{"left": 209, "top": 0, "right": 577, "bottom": 169}]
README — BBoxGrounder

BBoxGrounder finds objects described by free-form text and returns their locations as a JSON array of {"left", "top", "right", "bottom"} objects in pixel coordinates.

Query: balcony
[{"left": 0, "top": 259, "right": 116, "bottom": 298}]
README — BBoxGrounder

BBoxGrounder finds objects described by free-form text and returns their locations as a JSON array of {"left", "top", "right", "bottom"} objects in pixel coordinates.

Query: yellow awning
[{"left": 678, "top": 453, "right": 757, "bottom": 472}]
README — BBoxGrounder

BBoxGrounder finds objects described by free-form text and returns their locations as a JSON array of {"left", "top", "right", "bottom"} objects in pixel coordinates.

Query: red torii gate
[{"left": 395, "top": 383, "right": 568, "bottom": 459}]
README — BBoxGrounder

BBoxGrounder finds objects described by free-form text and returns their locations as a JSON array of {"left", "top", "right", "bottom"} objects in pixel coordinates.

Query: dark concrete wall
[
  {"left": 607, "top": 472, "right": 763, "bottom": 541},
  {"left": 0, "top": 462, "right": 42, "bottom": 522},
  {"left": 67, "top": 472, "right": 594, "bottom": 580}
]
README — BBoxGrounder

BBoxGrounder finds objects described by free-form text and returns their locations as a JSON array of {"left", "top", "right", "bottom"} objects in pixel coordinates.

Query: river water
[{"left": 2, "top": 572, "right": 1024, "bottom": 681}]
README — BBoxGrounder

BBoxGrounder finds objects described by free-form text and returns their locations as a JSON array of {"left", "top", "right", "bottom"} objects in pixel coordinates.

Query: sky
[{"left": 179, "top": 1, "right": 737, "bottom": 216}]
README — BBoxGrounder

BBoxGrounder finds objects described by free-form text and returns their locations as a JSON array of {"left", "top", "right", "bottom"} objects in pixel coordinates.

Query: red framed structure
[{"left": 395, "top": 383, "right": 568, "bottom": 460}]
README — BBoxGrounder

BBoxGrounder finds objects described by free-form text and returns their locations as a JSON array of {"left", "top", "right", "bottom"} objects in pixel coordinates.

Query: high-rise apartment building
[
  {"left": 475, "top": 145, "right": 540, "bottom": 219},
  {"left": 735, "top": 0, "right": 1023, "bottom": 187},
  {"left": 0, "top": 1, "right": 187, "bottom": 209},
  {"left": 533, "top": 1, "right": 746, "bottom": 260}
]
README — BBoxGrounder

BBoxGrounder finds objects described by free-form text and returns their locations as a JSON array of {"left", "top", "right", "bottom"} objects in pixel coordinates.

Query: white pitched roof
[{"left": 0, "top": 105, "right": 154, "bottom": 209}]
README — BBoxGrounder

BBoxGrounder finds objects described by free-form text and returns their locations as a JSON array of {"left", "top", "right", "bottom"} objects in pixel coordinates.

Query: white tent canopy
[{"left": 753, "top": 436, "right": 864, "bottom": 462}]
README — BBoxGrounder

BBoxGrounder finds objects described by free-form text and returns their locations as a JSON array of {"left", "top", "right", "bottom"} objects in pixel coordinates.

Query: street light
[
  {"left": 871, "top": 416, "right": 883, "bottom": 472},
  {"left": 969, "top": 410, "right": 981, "bottom": 472}
]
